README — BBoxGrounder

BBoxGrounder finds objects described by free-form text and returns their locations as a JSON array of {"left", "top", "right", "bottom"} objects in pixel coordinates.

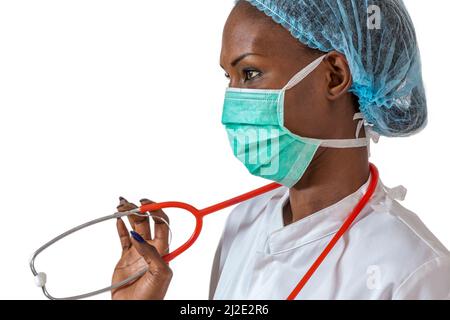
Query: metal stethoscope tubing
[{"left": 29, "top": 209, "right": 172, "bottom": 300}]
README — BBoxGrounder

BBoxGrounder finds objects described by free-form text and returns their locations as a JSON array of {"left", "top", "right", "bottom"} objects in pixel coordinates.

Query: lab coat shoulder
[
  {"left": 356, "top": 197, "right": 450, "bottom": 299},
  {"left": 208, "top": 186, "right": 287, "bottom": 299},
  {"left": 390, "top": 200, "right": 450, "bottom": 299},
  {"left": 392, "top": 255, "right": 450, "bottom": 300}
]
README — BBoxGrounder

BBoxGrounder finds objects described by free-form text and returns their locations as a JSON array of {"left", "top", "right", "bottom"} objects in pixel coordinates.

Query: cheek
[{"left": 282, "top": 80, "right": 330, "bottom": 139}]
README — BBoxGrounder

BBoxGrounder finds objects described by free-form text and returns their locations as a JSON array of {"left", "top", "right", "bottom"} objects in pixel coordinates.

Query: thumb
[{"left": 129, "top": 231, "right": 170, "bottom": 275}]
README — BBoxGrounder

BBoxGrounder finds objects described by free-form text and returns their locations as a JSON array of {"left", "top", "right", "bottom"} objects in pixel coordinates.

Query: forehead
[{"left": 221, "top": 2, "right": 308, "bottom": 65}]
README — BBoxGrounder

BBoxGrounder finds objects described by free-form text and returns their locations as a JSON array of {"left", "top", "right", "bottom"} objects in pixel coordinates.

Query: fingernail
[{"left": 130, "top": 230, "right": 145, "bottom": 243}]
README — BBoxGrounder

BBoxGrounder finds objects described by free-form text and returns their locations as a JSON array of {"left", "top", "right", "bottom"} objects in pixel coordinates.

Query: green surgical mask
[{"left": 221, "top": 55, "right": 370, "bottom": 188}]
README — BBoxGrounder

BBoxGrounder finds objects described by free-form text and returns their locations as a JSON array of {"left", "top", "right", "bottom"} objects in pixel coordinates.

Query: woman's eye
[{"left": 244, "top": 70, "right": 261, "bottom": 81}]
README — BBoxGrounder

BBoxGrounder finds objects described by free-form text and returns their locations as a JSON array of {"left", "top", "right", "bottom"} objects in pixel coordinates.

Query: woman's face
[{"left": 220, "top": 1, "right": 358, "bottom": 141}]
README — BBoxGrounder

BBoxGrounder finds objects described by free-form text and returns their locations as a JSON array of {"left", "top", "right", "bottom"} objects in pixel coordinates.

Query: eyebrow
[{"left": 221, "top": 53, "right": 262, "bottom": 69}]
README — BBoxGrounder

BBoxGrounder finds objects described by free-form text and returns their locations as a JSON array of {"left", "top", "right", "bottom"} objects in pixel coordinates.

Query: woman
[{"left": 111, "top": 0, "right": 450, "bottom": 299}]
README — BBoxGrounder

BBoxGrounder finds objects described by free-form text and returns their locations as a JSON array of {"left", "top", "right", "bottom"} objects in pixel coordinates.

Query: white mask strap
[
  {"left": 354, "top": 112, "right": 365, "bottom": 138},
  {"left": 299, "top": 112, "right": 378, "bottom": 149},
  {"left": 309, "top": 137, "right": 369, "bottom": 148},
  {"left": 354, "top": 112, "right": 381, "bottom": 156},
  {"left": 282, "top": 55, "right": 327, "bottom": 91},
  {"left": 278, "top": 56, "right": 381, "bottom": 152}
]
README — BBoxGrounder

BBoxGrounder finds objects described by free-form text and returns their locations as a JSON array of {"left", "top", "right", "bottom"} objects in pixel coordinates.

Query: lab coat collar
[{"left": 264, "top": 172, "right": 386, "bottom": 255}]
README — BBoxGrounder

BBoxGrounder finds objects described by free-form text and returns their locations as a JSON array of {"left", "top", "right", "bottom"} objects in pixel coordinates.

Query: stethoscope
[{"left": 30, "top": 163, "right": 379, "bottom": 300}]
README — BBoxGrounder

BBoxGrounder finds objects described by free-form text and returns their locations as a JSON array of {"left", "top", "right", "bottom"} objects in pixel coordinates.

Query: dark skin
[{"left": 111, "top": 1, "right": 369, "bottom": 299}]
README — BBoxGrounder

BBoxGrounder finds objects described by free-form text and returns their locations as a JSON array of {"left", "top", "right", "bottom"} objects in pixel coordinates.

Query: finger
[
  {"left": 140, "top": 198, "right": 170, "bottom": 249},
  {"left": 116, "top": 218, "right": 131, "bottom": 251},
  {"left": 117, "top": 197, "right": 151, "bottom": 240},
  {"left": 130, "top": 230, "right": 170, "bottom": 275},
  {"left": 117, "top": 197, "right": 138, "bottom": 215},
  {"left": 117, "top": 197, "right": 137, "bottom": 230}
]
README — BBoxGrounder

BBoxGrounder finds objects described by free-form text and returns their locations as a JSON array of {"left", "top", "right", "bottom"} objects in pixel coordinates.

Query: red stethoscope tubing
[
  {"left": 138, "top": 163, "right": 379, "bottom": 300},
  {"left": 286, "top": 163, "right": 379, "bottom": 299},
  {"left": 139, "top": 182, "right": 283, "bottom": 262}
]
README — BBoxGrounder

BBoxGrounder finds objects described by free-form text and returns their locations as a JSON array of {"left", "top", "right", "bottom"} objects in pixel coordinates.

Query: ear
[{"left": 324, "top": 51, "right": 353, "bottom": 101}]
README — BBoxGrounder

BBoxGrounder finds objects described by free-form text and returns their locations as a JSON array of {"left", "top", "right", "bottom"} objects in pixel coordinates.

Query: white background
[{"left": 0, "top": 0, "right": 448, "bottom": 300}]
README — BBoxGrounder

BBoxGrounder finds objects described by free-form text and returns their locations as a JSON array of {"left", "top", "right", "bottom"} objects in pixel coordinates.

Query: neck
[{"left": 283, "top": 147, "right": 370, "bottom": 226}]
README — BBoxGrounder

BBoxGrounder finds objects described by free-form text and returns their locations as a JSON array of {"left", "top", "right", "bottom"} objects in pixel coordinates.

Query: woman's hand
[{"left": 111, "top": 197, "right": 172, "bottom": 300}]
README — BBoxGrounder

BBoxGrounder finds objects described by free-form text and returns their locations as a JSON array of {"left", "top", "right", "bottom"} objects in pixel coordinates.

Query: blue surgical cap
[{"left": 239, "top": 0, "right": 427, "bottom": 137}]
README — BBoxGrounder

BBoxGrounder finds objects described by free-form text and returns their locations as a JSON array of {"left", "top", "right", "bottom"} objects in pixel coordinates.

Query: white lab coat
[{"left": 209, "top": 174, "right": 450, "bottom": 300}]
